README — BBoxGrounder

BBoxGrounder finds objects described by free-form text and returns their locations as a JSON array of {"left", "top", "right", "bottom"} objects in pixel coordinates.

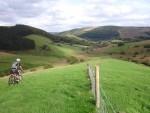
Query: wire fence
[
  {"left": 87, "top": 64, "right": 117, "bottom": 113},
  {"left": 88, "top": 64, "right": 96, "bottom": 97}
]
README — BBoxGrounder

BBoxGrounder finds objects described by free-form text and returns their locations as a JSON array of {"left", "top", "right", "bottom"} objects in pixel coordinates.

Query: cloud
[{"left": 0, "top": 0, "right": 150, "bottom": 32}]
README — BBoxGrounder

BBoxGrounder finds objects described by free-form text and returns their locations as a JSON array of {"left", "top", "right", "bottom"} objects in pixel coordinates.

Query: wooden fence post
[{"left": 95, "top": 65, "right": 100, "bottom": 108}]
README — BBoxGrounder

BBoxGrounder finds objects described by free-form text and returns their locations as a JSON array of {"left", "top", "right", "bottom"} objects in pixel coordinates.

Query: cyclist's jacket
[{"left": 11, "top": 62, "right": 21, "bottom": 70}]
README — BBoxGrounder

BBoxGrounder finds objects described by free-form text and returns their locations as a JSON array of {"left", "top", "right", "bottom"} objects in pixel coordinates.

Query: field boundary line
[{"left": 87, "top": 64, "right": 117, "bottom": 113}]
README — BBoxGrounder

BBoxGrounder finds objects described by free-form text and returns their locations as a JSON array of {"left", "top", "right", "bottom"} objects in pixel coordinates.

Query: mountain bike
[{"left": 8, "top": 74, "right": 19, "bottom": 85}]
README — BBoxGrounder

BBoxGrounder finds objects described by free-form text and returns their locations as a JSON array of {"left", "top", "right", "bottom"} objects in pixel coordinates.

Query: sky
[{"left": 0, "top": 0, "right": 150, "bottom": 32}]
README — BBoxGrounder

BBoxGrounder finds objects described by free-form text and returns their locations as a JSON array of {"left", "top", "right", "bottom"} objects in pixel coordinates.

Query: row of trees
[{"left": 0, "top": 25, "right": 36, "bottom": 50}]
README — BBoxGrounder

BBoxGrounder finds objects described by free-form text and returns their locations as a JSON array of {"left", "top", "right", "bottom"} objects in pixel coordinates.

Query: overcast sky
[{"left": 0, "top": 0, "right": 150, "bottom": 32}]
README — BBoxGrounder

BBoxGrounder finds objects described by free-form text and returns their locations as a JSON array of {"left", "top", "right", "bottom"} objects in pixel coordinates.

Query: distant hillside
[
  {"left": 56, "top": 27, "right": 94, "bottom": 45},
  {"left": 87, "top": 39, "right": 150, "bottom": 66},
  {"left": 59, "top": 27, "right": 96, "bottom": 36},
  {"left": 59, "top": 26, "right": 150, "bottom": 41},
  {"left": 0, "top": 24, "right": 90, "bottom": 51}
]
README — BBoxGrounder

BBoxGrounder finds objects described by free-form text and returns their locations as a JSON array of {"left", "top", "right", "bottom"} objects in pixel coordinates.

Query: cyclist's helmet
[{"left": 16, "top": 58, "right": 21, "bottom": 62}]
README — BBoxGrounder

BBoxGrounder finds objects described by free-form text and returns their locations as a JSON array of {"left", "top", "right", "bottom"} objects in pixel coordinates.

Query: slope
[
  {"left": 0, "top": 58, "right": 150, "bottom": 113},
  {"left": 99, "top": 58, "right": 150, "bottom": 113},
  {"left": 0, "top": 63, "right": 96, "bottom": 113},
  {"left": 89, "top": 40, "right": 150, "bottom": 66},
  {"left": 0, "top": 34, "right": 85, "bottom": 76},
  {"left": 0, "top": 24, "right": 90, "bottom": 51},
  {"left": 59, "top": 26, "right": 150, "bottom": 41}
]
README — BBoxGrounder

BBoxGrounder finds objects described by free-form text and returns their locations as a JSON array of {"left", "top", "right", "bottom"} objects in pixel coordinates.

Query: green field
[
  {"left": 0, "top": 35, "right": 84, "bottom": 76},
  {"left": 0, "top": 58, "right": 150, "bottom": 113},
  {"left": 24, "top": 34, "right": 83, "bottom": 57},
  {"left": 99, "top": 58, "right": 150, "bottom": 113},
  {"left": 0, "top": 54, "right": 61, "bottom": 76},
  {"left": 0, "top": 62, "right": 95, "bottom": 113},
  {"left": 108, "top": 40, "right": 150, "bottom": 55}
]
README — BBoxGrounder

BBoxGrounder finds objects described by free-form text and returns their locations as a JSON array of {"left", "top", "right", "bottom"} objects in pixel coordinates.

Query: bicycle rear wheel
[{"left": 8, "top": 75, "right": 14, "bottom": 85}]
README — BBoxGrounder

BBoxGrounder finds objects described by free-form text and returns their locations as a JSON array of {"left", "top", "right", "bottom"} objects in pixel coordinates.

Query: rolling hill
[
  {"left": 87, "top": 40, "right": 150, "bottom": 66},
  {"left": 0, "top": 24, "right": 91, "bottom": 77},
  {"left": 0, "top": 24, "right": 150, "bottom": 113},
  {"left": 59, "top": 26, "right": 150, "bottom": 41},
  {"left": 0, "top": 33, "right": 86, "bottom": 76},
  {"left": 0, "top": 24, "right": 90, "bottom": 51},
  {"left": 0, "top": 58, "right": 149, "bottom": 113}
]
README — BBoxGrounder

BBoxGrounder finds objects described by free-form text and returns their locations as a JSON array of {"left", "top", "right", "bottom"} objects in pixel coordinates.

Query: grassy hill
[
  {"left": 87, "top": 40, "right": 150, "bottom": 66},
  {"left": 59, "top": 27, "right": 96, "bottom": 36},
  {"left": 59, "top": 26, "right": 150, "bottom": 41},
  {"left": 23, "top": 34, "right": 67, "bottom": 57},
  {"left": 0, "top": 25, "right": 91, "bottom": 76},
  {"left": 0, "top": 24, "right": 149, "bottom": 113},
  {"left": 99, "top": 58, "right": 150, "bottom": 113},
  {"left": 79, "top": 26, "right": 120, "bottom": 41},
  {"left": 0, "top": 24, "right": 52, "bottom": 50},
  {"left": 0, "top": 63, "right": 95, "bottom": 113},
  {"left": 0, "top": 58, "right": 149, "bottom": 113},
  {"left": 0, "top": 34, "right": 85, "bottom": 76},
  {"left": 0, "top": 24, "right": 90, "bottom": 51}
]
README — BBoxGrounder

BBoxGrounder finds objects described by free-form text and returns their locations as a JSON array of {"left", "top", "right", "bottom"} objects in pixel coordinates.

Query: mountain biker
[{"left": 10, "top": 58, "right": 23, "bottom": 81}]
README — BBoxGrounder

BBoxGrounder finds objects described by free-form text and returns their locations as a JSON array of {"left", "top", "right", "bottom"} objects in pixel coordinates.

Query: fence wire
[
  {"left": 87, "top": 64, "right": 117, "bottom": 113},
  {"left": 88, "top": 65, "right": 96, "bottom": 97}
]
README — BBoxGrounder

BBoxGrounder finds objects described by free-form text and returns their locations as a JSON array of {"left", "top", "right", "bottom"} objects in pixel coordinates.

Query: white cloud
[{"left": 0, "top": 0, "right": 150, "bottom": 32}]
